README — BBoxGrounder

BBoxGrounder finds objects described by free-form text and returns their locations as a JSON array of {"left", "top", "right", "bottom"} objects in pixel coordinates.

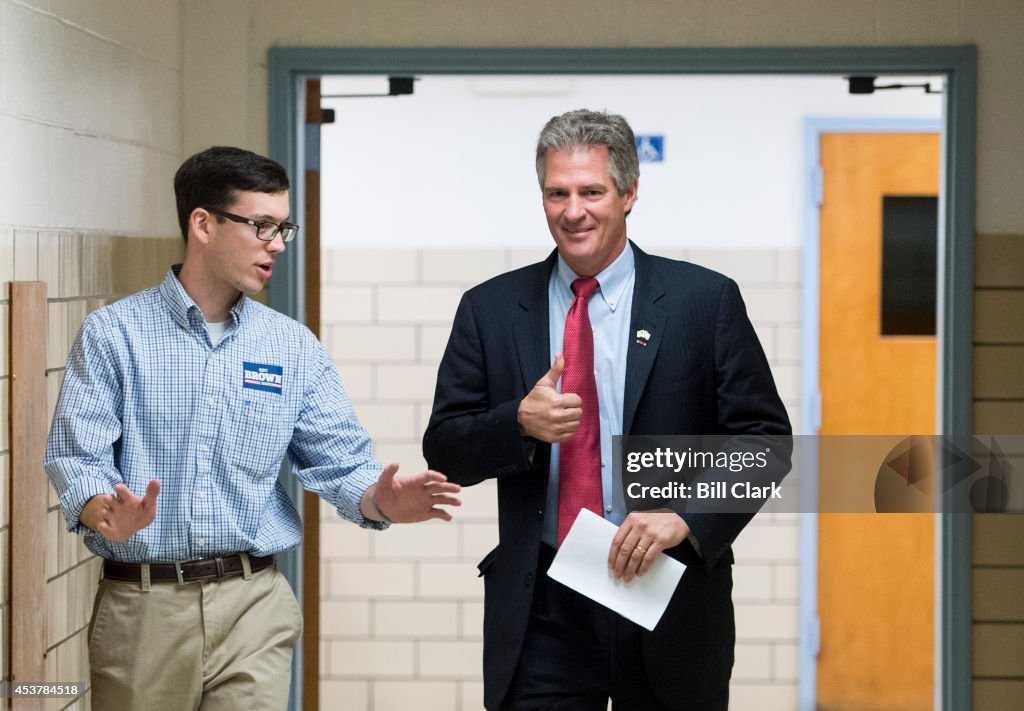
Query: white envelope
[{"left": 546, "top": 508, "right": 686, "bottom": 631}]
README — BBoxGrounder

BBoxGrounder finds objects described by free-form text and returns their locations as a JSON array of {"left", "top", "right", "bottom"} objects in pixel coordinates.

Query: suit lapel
[
  {"left": 624, "top": 244, "right": 667, "bottom": 434},
  {"left": 512, "top": 251, "right": 558, "bottom": 393}
]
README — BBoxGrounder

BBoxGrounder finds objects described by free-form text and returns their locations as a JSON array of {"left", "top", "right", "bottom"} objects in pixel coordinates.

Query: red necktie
[{"left": 558, "top": 277, "right": 603, "bottom": 545}]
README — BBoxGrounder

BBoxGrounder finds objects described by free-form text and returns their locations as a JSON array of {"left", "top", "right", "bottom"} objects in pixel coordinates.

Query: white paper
[{"left": 546, "top": 508, "right": 686, "bottom": 631}]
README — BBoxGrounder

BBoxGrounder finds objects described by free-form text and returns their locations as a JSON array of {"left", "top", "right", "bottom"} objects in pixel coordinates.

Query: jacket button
[
  {"left": 537, "top": 509, "right": 543, "bottom": 520},
  {"left": 525, "top": 572, "right": 534, "bottom": 587}
]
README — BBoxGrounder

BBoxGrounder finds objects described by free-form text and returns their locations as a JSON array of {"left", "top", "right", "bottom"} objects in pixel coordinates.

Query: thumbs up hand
[{"left": 516, "top": 354, "right": 583, "bottom": 443}]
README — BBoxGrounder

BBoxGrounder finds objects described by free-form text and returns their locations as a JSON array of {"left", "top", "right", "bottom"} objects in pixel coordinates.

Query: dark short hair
[
  {"left": 173, "top": 146, "right": 290, "bottom": 241},
  {"left": 535, "top": 109, "right": 639, "bottom": 195}
]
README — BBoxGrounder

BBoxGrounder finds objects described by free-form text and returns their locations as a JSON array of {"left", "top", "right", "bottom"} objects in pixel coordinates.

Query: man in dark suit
[{"left": 423, "top": 109, "right": 791, "bottom": 710}]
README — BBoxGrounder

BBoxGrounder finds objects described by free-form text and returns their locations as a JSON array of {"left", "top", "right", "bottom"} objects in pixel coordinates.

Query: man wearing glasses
[{"left": 44, "top": 146, "right": 461, "bottom": 710}]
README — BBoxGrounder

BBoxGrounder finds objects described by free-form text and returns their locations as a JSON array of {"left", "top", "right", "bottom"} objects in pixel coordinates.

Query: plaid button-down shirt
[{"left": 45, "top": 265, "right": 384, "bottom": 563}]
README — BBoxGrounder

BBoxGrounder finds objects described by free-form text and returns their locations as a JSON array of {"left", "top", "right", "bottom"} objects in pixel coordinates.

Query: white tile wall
[{"left": 320, "top": 246, "right": 805, "bottom": 707}]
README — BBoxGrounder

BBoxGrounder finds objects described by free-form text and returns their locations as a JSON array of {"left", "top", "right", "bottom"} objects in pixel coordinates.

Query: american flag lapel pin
[{"left": 635, "top": 329, "right": 651, "bottom": 346}]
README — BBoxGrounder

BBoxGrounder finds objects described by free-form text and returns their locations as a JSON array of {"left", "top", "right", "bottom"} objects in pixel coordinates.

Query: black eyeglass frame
[{"left": 204, "top": 206, "right": 300, "bottom": 243}]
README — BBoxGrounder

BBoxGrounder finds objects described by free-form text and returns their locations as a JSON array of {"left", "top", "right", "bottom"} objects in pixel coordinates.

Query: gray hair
[{"left": 535, "top": 109, "right": 640, "bottom": 195}]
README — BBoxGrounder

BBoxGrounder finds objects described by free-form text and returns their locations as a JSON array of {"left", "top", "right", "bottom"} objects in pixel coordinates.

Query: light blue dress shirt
[
  {"left": 45, "top": 265, "right": 385, "bottom": 563},
  {"left": 542, "top": 243, "right": 635, "bottom": 546}
]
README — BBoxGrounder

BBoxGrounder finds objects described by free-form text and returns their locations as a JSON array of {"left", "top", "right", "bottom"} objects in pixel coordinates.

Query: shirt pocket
[{"left": 228, "top": 396, "right": 288, "bottom": 474}]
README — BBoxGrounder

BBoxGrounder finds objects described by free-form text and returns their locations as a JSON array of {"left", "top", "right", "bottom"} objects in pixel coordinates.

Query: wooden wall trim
[{"left": 8, "top": 281, "right": 49, "bottom": 711}]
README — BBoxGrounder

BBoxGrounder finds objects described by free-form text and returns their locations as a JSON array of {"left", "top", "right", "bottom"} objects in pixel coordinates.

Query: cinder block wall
[
  {"left": 971, "top": 233, "right": 1024, "bottom": 708},
  {"left": 318, "top": 246, "right": 802, "bottom": 710},
  {"left": 0, "top": 1, "right": 184, "bottom": 708}
]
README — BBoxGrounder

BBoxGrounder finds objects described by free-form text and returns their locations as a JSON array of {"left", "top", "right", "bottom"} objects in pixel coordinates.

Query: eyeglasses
[{"left": 205, "top": 207, "right": 300, "bottom": 243}]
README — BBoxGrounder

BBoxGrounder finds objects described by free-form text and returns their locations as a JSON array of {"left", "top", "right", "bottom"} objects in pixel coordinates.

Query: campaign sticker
[{"left": 243, "top": 362, "right": 283, "bottom": 394}]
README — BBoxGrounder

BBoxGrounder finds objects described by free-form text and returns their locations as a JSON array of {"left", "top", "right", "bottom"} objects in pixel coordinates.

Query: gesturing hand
[
  {"left": 80, "top": 479, "right": 161, "bottom": 543},
  {"left": 370, "top": 463, "right": 462, "bottom": 523},
  {"left": 517, "top": 354, "right": 583, "bottom": 443},
  {"left": 608, "top": 511, "right": 690, "bottom": 583}
]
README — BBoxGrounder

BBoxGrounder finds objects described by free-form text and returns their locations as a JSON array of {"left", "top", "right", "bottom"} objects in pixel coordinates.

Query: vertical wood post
[{"left": 9, "top": 282, "right": 49, "bottom": 711}]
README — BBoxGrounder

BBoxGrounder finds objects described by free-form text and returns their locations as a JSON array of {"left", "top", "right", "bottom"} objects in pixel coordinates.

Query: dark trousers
[{"left": 501, "top": 545, "right": 729, "bottom": 711}]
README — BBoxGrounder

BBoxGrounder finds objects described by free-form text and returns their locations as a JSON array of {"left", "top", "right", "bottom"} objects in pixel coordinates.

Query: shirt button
[
  {"left": 199, "top": 444, "right": 209, "bottom": 453},
  {"left": 197, "top": 538, "right": 205, "bottom": 547},
  {"left": 601, "top": 459, "right": 607, "bottom": 467},
  {"left": 206, "top": 396, "right": 215, "bottom": 406},
  {"left": 606, "top": 504, "right": 613, "bottom": 513}
]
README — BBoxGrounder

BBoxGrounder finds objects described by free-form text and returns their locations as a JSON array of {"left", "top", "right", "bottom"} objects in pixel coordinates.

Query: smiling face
[
  {"left": 541, "top": 146, "right": 638, "bottom": 278},
  {"left": 202, "top": 189, "right": 289, "bottom": 296}
]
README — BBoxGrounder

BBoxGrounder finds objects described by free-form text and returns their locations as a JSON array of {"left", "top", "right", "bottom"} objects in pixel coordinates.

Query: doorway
[{"left": 267, "top": 47, "right": 976, "bottom": 711}]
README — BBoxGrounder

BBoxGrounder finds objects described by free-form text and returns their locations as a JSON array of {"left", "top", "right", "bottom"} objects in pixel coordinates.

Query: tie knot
[{"left": 571, "top": 277, "right": 599, "bottom": 301}]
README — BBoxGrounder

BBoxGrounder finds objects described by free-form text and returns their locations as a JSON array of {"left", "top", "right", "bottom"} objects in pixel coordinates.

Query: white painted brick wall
[
  {"left": 375, "top": 364, "right": 443, "bottom": 401},
  {"left": 377, "top": 286, "right": 464, "bottom": 324},
  {"left": 326, "top": 249, "right": 418, "bottom": 284},
  {"left": 320, "top": 680, "right": 368, "bottom": 711},
  {"left": 373, "top": 523, "right": 460, "bottom": 560},
  {"left": 322, "top": 285, "right": 375, "bottom": 323},
  {"left": 351, "top": 403, "right": 418, "bottom": 441},
  {"left": 730, "top": 682, "right": 799, "bottom": 711},
  {"left": 320, "top": 601, "right": 371, "bottom": 636},
  {"left": 374, "top": 601, "right": 460, "bottom": 638},
  {"left": 734, "top": 642, "right": 773, "bottom": 681},
  {"left": 418, "top": 563, "right": 485, "bottom": 600},
  {"left": 328, "top": 640, "right": 415, "bottom": 677},
  {"left": 374, "top": 680, "right": 459, "bottom": 711},
  {"left": 461, "top": 681, "right": 486, "bottom": 711},
  {"left": 420, "top": 250, "right": 507, "bottom": 285},
  {"left": 320, "top": 520, "right": 373, "bottom": 559},
  {"left": 419, "top": 325, "right": 453, "bottom": 361},
  {"left": 326, "top": 325, "right": 417, "bottom": 362},
  {"left": 320, "top": 246, "right": 804, "bottom": 707},
  {"left": 418, "top": 641, "right": 484, "bottom": 677},
  {"left": 327, "top": 562, "right": 416, "bottom": 599}
]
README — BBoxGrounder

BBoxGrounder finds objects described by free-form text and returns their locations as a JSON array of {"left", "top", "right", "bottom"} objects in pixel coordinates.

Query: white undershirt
[{"left": 205, "top": 320, "right": 229, "bottom": 346}]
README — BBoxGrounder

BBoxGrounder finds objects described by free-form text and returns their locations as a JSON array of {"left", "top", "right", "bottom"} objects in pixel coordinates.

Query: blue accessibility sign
[{"left": 635, "top": 135, "right": 665, "bottom": 162}]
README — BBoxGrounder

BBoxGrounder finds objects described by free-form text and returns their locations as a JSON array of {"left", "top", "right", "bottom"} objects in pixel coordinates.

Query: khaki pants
[{"left": 88, "top": 565, "right": 302, "bottom": 711}]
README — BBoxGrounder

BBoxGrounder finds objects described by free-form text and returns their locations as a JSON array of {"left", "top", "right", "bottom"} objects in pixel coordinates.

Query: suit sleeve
[
  {"left": 673, "top": 278, "right": 793, "bottom": 566},
  {"left": 423, "top": 293, "right": 536, "bottom": 486}
]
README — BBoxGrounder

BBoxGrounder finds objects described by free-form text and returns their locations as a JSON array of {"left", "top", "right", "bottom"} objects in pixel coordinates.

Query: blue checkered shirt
[{"left": 45, "top": 265, "right": 385, "bottom": 563}]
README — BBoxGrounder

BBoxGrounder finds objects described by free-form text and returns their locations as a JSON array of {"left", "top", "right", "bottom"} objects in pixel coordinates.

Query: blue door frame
[{"left": 267, "top": 46, "right": 976, "bottom": 711}]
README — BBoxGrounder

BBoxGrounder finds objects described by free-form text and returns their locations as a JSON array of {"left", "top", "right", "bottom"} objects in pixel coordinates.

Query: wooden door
[{"left": 817, "top": 132, "right": 940, "bottom": 711}]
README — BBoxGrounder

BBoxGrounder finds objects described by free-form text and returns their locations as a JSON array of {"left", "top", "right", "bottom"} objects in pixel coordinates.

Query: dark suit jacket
[{"left": 423, "top": 243, "right": 791, "bottom": 710}]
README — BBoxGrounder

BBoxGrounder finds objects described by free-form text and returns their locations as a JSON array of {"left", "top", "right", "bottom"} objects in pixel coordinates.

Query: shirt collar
[
  {"left": 555, "top": 242, "right": 635, "bottom": 312},
  {"left": 160, "top": 264, "right": 248, "bottom": 330}
]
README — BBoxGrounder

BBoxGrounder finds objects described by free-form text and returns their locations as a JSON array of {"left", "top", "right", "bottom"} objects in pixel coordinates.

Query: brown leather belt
[{"left": 103, "top": 553, "right": 276, "bottom": 584}]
